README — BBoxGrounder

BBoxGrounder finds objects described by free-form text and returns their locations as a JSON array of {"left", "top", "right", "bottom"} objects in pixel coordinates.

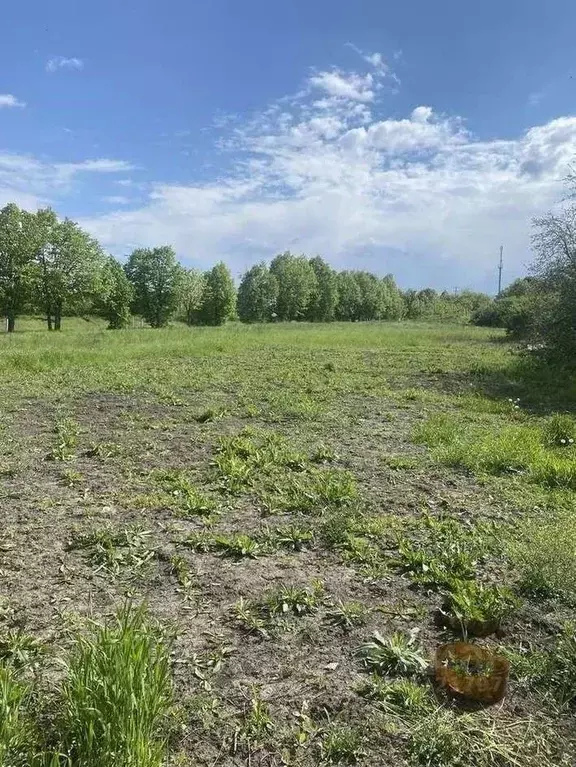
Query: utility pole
[{"left": 497, "top": 245, "right": 504, "bottom": 295}]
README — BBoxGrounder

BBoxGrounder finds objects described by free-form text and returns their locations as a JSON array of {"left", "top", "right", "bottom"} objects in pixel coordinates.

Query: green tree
[
  {"left": 178, "top": 268, "right": 206, "bottom": 325},
  {"left": 307, "top": 256, "right": 338, "bottom": 322},
  {"left": 270, "top": 252, "right": 317, "bottom": 321},
  {"left": 353, "top": 271, "right": 384, "bottom": 320},
  {"left": 97, "top": 257, "right": 134, "bottom": 329},
  {"left": 124, "top": 246, "right": 182, "bottom": 328},
  {"left": 198, "top": 261, "right": 236, "bottom": 326},
  {"left": 34, "top": 210, "right": 105, "bottom": 330},
  {"left": 0, "top": 203, "right": 36, "bottom": 332},
  {"left": 380, "top": 274, "right": 404, "bottom": 319},
  {"left": 335, "top": 271, "right": 363, "bottom": 321},
  {"left": 237, "top": 262, "right": 278, "bottom": 323}
]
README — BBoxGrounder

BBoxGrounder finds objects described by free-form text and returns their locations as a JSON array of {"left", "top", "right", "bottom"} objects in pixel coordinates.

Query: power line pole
[{"left": 497, "top": 245, "right": 504, "bottom": 295}]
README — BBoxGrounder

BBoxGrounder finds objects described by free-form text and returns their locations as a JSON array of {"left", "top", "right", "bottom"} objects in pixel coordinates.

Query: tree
[
  {"left": 527, "top": 207, "right": 576, "bottom": 357},
  {"left": 380, "top": 274, "right": 404, "bottom": 320},
  {"left": 269, "top": 252, "right": 317, "bottom": 321},
  {"left": 307, "top": 256, "right": 338, "bottom": 322},
  {"left": 97, "top": 257, "right": 134, "bottom": 329},
  {"left": 353, "top": 272, "right": 385, "bottom": 320},
  {"left": 124, "top": 246, "right": 182, "bottom": 328},
  {"left": 0, "top": 203, "right": 35, "bottom": 332},
  {"left": 198, "top": 262, "right": 236, "bottom": 326},
  {"left": 34, "top": 210, "right": 105, "bottom": 330},
  {"left": 237, "top": 263, "right": 278, "bottom": 323},
  {"left": 178, "top": 268, "right": 206, "bottom": 325},
  {"left": 335, "top": 271, "right": 362, "bottom": 321}
]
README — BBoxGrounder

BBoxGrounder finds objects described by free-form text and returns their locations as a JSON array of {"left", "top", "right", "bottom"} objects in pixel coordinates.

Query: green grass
[
  {"left": 2, "top": 318, "right": 576, "bottom": 765},
  {"left": 0, "top": 605, "right": 173, "bottom": 767},
  {"left": 59, "top": 605, "right": 173, "bottom": 767}
]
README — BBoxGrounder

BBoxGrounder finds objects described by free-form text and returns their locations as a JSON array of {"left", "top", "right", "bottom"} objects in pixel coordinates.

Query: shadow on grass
[{"left": 470, "top": 355, "right": 576, "bottom": 414}]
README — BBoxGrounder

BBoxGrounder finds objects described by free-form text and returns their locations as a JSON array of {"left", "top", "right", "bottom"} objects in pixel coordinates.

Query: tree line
[{"left": 0, "top": 202, "right": 492, "bottom": 332}]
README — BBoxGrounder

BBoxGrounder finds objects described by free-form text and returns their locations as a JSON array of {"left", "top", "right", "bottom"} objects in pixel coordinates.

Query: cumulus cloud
[
  {"left": 309, "top": 71, "right": 375, "bottom": 102},
  {"left": 78, "top": 54, "right": 576, "bottom": 288},
  {"left": 46, "top": 56, "right": 84, "bottom": 73},
  {"left": 4, "top": 52, "right": 576, "bottom": 288},
  {"left": 0, "top": 94, "right": 26, "bottom": 108}
]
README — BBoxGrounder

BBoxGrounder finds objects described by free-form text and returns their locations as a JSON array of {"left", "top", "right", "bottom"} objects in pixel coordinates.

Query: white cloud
[
  {"left": 0, "top": 94, "right": 26, "bottom": 109},
  {"left": 0, "top": 154, "right": 135, "bottom": 210},
  {"left": 58, "top": 159, "right": 135, "bottom": 174},
  {"left": 81, "top": 62, "right": 576, "bottom": 289},
  {"left": 46, "top": 56, "right": 84, "bottom": 73},
  {"left": 4, "top": 54, "right": 576, "bottom": 289},
  {"left": 309, "top": 71, "right": 375, "bottom": 102}
]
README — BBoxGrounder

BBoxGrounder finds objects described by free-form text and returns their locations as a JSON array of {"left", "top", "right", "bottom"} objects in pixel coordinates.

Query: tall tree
[
  {"left": 178, "top": 268, "right": 206, "bottom": 325},
  {"left": 198, "top": 262, "right": 236, "bottom": 326},
  {"left": 335, "top": 271, "right": 362, "bottom": 321},
  {"left": 380, "top": 274, "right": 404, "bottom": 320},
  {"left": 269, "top": 252, "right": 317, "bottom": 321},
  {"left": 124, "top": 246, "right": 182, "bottom": 328},
  {"left": 97, "top": 257, "right": 134, "bottom": 329},
  {"left": 34, "top": 210, "right": 105, "bottom": 330},
  {"left": 237, "top": 263, "right": 278, "bottom": 323},
  {"left": 307, "top": 256, "right": 338, "bottom": 322},
  {"left": 353, "top": 271, "right": 384, "bottom": 320},
  {"left": 0, "top": 203, "right": 35, "bottom": 332}
]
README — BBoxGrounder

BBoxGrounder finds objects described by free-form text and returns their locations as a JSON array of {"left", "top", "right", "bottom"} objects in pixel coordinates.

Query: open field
[{"left": 1, "top": 319, "right": 575, "bottom": 765}]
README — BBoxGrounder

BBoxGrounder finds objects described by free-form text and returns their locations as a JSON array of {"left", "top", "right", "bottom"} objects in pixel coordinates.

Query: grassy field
[{"left": 0, "top": 319, "right": 575, "bottom": 766}]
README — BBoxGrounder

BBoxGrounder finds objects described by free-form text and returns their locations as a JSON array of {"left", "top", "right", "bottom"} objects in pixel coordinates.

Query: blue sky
[{"left": 2, "top": 0, "right": 576, "bottom": 291}]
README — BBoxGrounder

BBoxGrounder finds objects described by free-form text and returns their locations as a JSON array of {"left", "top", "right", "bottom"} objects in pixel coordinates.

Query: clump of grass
[
  {"left": 269, "top": 524, "right": 314, "bottom": 551},
  {"left": 0, "top": 629, "right": 45, "bottom": 671},
  {"left": 231, "top": 598, "right": 270, "bottom": 638},
  {"left": 180, "top": 531, "right": 214, "bottom": 553},
  {"left": 213, "top": 429, "right": 308, "bottom": 493},
  {"left": 396, "top": 539, "right": 476, "bottom": 589},
  {"left": 502, "top": 624, "right": 576, "bottom": 709},
  {"left": 311, "top": 443, "right": 337, "bottom": 463},
  {"left": 213, "top": 533, "right": 262, "bottom": 559},
  {"left": 72, "top": 525, "right": 155, "bottom": 576},
  {"left": 507, "top": 507, "right": 576, "bottom": 599},
  {"left": 326, "top": 601, "right": 369, "bottom": 630},
  {"left": 231, "top": 581, "right": 324, "bottom": 635},
  {"left": 319, "top": 724, "right": 364, "bottom": 764},
  {"left": 154, "top": 470, "right": 217, "bottom": 517},
  {"left": 60, "top": 468, "right": 83, "bottom": 487},
  {"left": 380, "top": 454, "right": 421, "bottom": 471},
  {"left": 195, "top": 407, "right": 227, "bottom": 423},
  {"left": 440, "top": 424, "right": 542, "bottom": 476},
  {"left": 356, "top": 631, "right": 428, "bottom": 677},
  {"left": 59, "top": 605, "right": 173, "bottom": 767},
  {"left": 234, "top": 693, "right": 275, "bottom": 750},
  {"left": 48, "top": 418, "right": 79, "bottom": 461},
  {"left": 0, "top": 665, "right": 36, "bottom": 765},
  {"left": 542, "top": 413, "right": 576, "bottom": 448},
  {"left": 357, "top": 677, "right": 433, "bottom": 716},
  {"left": 443, "top": 581, "right": 519, "bottom": 637},
  {"left": 408, "top": 709, "right": 555, "bottom": 767},
  {"left": 265, "top": 582, "right": 324, "bottom": 617},
  {"left": 85, "top": 441, "right": 123, "bottom": 459},
  {"left": 169, "top": 555, "right": 194, "bottom": 594},
  {"left": 413, "top": 413, "right": 460, "bottom": 447}
]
